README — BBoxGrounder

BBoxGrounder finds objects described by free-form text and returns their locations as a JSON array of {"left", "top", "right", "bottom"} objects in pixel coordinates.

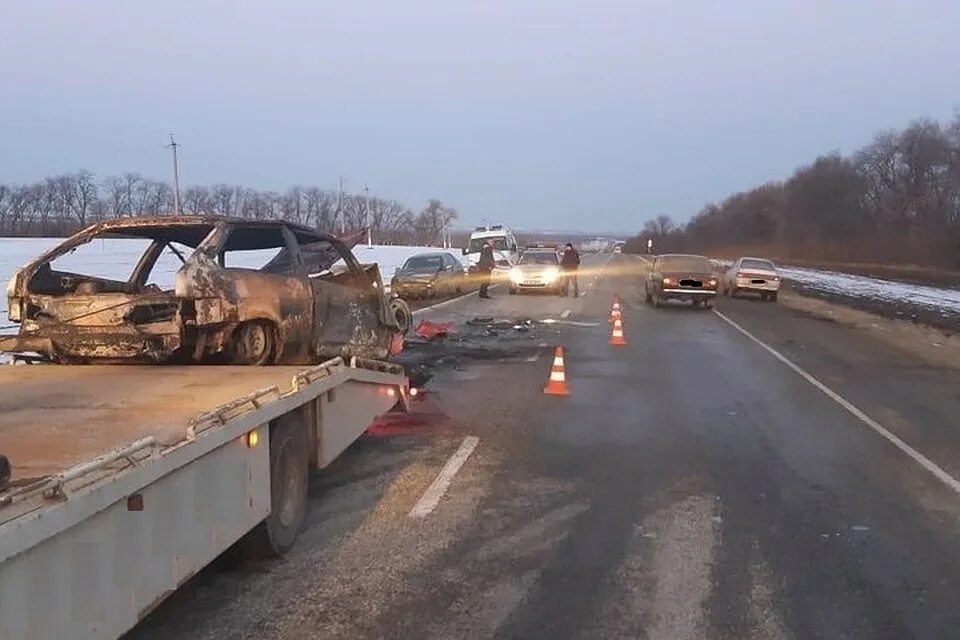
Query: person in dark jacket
[
  {"left": 477, "top": 241, "right": 496, "bottom": 298},
  {"left": 560, "top": 243, "right": 581, "bottom": 297}
]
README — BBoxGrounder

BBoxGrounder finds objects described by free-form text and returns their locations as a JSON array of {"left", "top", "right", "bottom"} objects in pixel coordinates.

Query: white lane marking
[
  {"left": 525, "top": 353, "right": 541, "bottom": 362},
  {"left": 412, "top": 287, "right": 497, "bottom": 316},
  {"left": 410, "top": 436, "right": 481, "bottom": 518},
  {"left": 713, "top": 310, "right": 960, "bottom": 495},
  {"left": 560, "top": 309, "right": 572, "bottom": 319}
]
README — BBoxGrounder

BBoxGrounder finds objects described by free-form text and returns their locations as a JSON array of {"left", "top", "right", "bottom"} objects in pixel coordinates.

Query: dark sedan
[
  {"left": 645, "top": 254, "right": 718, "bottom": 309},
  {"left": 391, "top": 252, "right": 466, "bottom": 299}
]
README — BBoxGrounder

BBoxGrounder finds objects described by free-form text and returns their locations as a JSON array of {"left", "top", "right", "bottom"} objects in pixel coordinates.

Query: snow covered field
[
  {"left": 780, "top": 266, "right": 960, "bottom": 317},
  {"left": 0, "top": 237, "right": 460, "bottom": 332}
]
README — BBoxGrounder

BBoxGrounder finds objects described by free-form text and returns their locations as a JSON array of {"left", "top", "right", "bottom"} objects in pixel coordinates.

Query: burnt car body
[
  {"left": 390, "top": 252, "right": 466, "bottom": 299},
  {"left": 0, "top": 216, "right": 406, "bottom": 364},
  {"left": 645, "top": 254, "right": 718, "bottom": 309}
]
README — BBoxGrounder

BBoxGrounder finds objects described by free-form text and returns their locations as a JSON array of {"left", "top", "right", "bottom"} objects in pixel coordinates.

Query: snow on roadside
[
  {"left": 0, "top": 237, "right": 462, "bottom": 334},
  {"left": 779, "top": 266, "right": 960, "bottom": 316}
]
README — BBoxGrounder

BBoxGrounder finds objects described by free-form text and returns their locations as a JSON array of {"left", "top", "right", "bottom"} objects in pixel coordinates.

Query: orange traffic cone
[
  {"left": 543, "top": 347, "right": 571, "bottom": 396},
  {"left": 609, "top": 317, "right": 627, "bottom": 346},
  {"left": 609, "top": 298, "right": 623, "bottom": 324}
]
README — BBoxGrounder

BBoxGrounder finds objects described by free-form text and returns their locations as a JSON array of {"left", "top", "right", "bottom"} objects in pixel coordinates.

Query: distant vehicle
[
  {"left": 613, "top": 245, "right": 623, "bottom": 254},
  {"left": 508, "top": 249, "right": 563, "bottom": 295},
  {"left": 391, "top": 252, "right": 466, "bottom": 299},
  {"left": 645, "top": 254, "right": 718, "bottom": 309},
  {"left": 722, "top": 257, "right": 780, "bottom": 302},
  {"left": 463, "top": 225, "right": 520, "bottom": 274}
]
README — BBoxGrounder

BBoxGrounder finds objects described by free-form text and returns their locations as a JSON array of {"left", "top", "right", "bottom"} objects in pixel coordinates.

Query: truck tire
[{"left": 243, "top": 412, "right": 309, "bottom": 557}]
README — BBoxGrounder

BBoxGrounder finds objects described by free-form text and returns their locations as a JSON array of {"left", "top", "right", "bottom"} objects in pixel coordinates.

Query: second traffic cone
[
  {"left": 543, "top": 347, "right": 571, "bottom": 396},
  {"left": 609, "top": 298, "right": 623, "bottom": 324},
  {"left": 609, "top": 317, "right": 627, "bottom": 346}
]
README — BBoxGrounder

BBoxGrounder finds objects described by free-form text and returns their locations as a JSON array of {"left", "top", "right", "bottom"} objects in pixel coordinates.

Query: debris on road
[{"left": 414, "top": 320, "right": 456, "bottom": 340}]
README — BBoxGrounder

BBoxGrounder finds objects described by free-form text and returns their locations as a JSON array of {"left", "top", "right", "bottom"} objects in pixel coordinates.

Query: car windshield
[
  {"left": 403, "top": 255, "right": 443, "bottom": 270},
  {"left": 741, "top": 258, "right": 776, "bottom": 271},
  {"left": 519, "top": 252, "right": 558, "bottom": 265},
  {"left": 661, "top": 256, "right": 712, "bottom": 272},
  {"left": 468, "top": 237, "right": 509, "bottom": 252}
]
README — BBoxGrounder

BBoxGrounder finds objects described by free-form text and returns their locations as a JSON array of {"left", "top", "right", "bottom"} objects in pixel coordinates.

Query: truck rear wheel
[{"left": 243, "top": 412, "right": 309, "bottom": 557}]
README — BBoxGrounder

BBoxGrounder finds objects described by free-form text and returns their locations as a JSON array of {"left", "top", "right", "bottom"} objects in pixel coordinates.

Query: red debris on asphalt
[{"left": 414, "top": 320, "right": 456, "bottom": 340}]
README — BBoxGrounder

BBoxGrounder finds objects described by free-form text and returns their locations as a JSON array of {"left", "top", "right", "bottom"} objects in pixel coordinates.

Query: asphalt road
[{"left": 132, "top": 254, "right": 960, "bottom": 640}]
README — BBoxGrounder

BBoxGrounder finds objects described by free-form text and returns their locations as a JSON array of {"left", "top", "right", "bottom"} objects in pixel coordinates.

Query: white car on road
[{"left": 722, "top": 257, "right": 781, "bottom": 302}]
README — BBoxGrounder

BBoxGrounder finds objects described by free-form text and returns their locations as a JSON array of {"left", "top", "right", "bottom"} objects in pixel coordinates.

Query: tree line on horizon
[
  {"left": 0, "top": 173, "right": 458, "bottom": 246},
  {"left": 628, "top": 111, "right": 960, "bottom": 268}
]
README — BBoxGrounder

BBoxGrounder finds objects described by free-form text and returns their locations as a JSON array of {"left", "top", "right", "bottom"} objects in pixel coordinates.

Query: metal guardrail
[
  {"left": 349, "top": 355, "right": 405, "bottom": 376},
  {"left": 292, "top": 357, "right": 345, "bottom": 390},
  {"left": 186, "top": 385, "right": 282, "bottom": 438},
  {"left": 0, "top": 437, "right": 159, "bottom": 508}
]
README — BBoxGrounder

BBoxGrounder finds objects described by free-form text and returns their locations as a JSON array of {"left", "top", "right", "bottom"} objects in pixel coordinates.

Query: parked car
[
  {"left": 508, "top": 248, "right": 564, "bottom": 295},
  {"left": 722, "top": 257, "right": 780, "bottom": 301},
  {"left": 645, "top": 254, "right": 718, "bottom": 309},
  {"left": 390, "top": 252, "right": 466, "bottom": 299},
  {"left": 0, "top": 216, "right": 409, "bottom": 365}
]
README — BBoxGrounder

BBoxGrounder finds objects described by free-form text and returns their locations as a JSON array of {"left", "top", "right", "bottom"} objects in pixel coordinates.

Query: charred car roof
[{"left": 83, "top": 215, "right": 338, "bottom": 250}]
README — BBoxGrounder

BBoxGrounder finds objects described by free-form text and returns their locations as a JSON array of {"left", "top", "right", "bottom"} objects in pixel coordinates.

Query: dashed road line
[
  {"left": 409, "top": 436, "right": 481, "bottom": 518},
  {"left": 525, "top": 353, "right": 541, "bottom": 362},
  {"left": 412, "top": 287, "right": 495, "bottom": 316},
  {"left": 713, "top": 309, "right": 960, "bottom": 496},
  {"left": 560, "top": 309, "right": 572, "bottom": 319}
]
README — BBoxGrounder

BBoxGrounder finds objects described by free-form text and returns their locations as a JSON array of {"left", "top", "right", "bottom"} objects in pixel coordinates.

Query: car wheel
[
  {"left": 229, "top": 321, "right": 276, "bottom": 366},
  {"left": 730, "top": 288, "right": 738, "bottom": 299},
  {"left": 770, "top": 292, "right": 778, "bottom": 303},
  {"left": 509, "top": 287, "right": 517, "bottom": 295},
  {"left": 389, "top": 298, "right": 412, "bottom": 335}
]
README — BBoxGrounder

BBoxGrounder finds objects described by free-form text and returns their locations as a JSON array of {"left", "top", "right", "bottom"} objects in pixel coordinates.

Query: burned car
[{"left": 0, "top": 216, "right": 409, "bottom": 364}]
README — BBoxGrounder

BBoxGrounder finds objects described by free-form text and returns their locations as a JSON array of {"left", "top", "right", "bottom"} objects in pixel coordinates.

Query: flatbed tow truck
[{"left": 0, "top": 357, "right": 409, "bottom": 639}]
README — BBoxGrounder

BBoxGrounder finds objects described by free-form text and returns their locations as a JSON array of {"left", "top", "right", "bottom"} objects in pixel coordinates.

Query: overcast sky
[{"left": 2, "top": 0, "right": 958, "bottom": 231}]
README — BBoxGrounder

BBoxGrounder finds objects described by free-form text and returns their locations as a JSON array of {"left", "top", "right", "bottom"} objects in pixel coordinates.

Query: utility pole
[
  {"left": 167, "top": 134, "right": 182, "bottom": 215},
  {"left": 364, "top": 184, "right": 371, "bottom": 247},
  {"left": 337, "top": 176, "right": 346, "bottom": 234}
]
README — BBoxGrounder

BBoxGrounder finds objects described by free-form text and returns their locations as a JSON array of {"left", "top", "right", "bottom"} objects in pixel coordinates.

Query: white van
[{"left": 463, "top": 225, "right": 520, "bottom": 272}]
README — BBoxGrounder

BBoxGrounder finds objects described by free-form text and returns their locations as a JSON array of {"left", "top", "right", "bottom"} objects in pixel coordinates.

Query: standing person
[
  {"left": 560, "top": 243, "right": 581, "bottom": 298},
  {"left": 477, "top": 240, "right": 496, "bottom": 299}
]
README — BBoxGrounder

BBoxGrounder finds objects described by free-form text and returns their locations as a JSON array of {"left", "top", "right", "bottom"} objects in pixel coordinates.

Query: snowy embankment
[
  {"left": 779, "top": 267, "right": 960, "bottom": 317},
  {"left": 0, "top": 237, "right": 459, "bottom": 333}
]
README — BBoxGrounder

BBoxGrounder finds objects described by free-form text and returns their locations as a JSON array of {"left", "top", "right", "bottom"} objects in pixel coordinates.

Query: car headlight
[
  {"left": 510, "top": 268, "right": 523, "bottom": 284},
  {"left": 543, "top": 267, "right": 560, "bottom": 284}
]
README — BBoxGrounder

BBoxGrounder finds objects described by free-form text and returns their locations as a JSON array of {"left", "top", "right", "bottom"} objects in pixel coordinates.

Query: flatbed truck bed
[
  {"left": 0, "top": 358, "right": 409, "bottom": 639},
  {"left": 0, "top": 365, "right": 307, "bottom": 480}
]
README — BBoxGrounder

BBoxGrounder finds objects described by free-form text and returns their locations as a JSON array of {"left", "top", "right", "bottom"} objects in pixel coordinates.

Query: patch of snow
[{"left": 780, "top": 266, "right": 960, "bottom": 315}]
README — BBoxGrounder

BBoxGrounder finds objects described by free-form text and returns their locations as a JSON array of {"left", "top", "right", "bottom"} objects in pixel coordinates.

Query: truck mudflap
[{"left": 0, "top": 357, "right": 407, "bottom": 640}]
